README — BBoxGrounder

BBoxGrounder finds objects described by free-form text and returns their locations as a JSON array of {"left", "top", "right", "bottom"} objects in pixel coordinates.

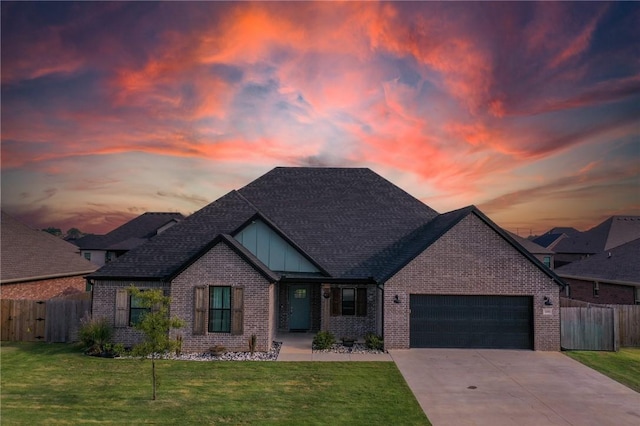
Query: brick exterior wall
[
  {"left": 321, "top": 285, "right": 378, "bottom": 340},
  {"left": 564, "top": 277, "right": 637, "bottom": 305},
  {"left": 170, "top": 243, "right": 275, "bottom": 353},
  {"left": 384, "top": 214, "right": 561, "bottom": 351},
  {"left": 91, "top": 280, "right": 168, "bottom": 347},
  {"left": 1, "top": 275, "right": 88, "bottom": 300}
]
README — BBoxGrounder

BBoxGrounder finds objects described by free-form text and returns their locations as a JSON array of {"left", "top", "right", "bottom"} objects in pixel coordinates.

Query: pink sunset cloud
[{"left": 1, "top": 2, "right": 638, "bottom": 235}]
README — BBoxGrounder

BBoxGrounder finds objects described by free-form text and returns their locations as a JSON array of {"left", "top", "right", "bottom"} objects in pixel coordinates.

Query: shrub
[
  {"left": 78, "top": 316, "right": 113, "bottom": 356},
  {"left": 364, "top": 333, "right": 384, "bottom": 351},
  {"left": 312, "top": 331, "right": 336, "bottom": 350}
]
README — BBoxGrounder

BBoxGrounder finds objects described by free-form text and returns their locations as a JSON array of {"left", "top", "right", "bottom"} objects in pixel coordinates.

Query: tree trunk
[{"left": 152, "top": 357, "right": 156, "bottom": 401}]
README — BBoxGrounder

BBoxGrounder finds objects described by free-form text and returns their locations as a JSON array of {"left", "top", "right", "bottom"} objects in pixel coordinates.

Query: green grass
[
  {"left": 1, "top": 342, "right": 429, "bottom": 425},
  {"left": 565, "top": 347, "right": 640, "bottom": 393}
]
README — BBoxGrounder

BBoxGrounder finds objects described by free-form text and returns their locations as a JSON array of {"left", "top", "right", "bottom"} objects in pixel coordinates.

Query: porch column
[{"left": 321, "top": 283, "right": 331, "bottom": 331}]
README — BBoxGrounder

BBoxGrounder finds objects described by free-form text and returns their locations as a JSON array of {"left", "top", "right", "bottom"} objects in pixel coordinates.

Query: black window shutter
[{"left": 356, "top": 288, "right": 367, "bottom": 317}]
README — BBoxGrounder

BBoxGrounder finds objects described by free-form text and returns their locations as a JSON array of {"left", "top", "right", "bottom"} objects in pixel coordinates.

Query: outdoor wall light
[
  {"left": 323, "top": 290, "right": 331, "bottom": 299},
  {"left": 393, "top": 294, "right": 401, "bottom": 304},
  {"left": 543, "top": 296, "right": 553, "bottom": 306}
]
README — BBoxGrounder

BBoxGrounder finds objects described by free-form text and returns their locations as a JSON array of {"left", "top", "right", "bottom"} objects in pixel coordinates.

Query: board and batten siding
[{"left": 234, "top": 220, "right": 319, "bottom": 273}]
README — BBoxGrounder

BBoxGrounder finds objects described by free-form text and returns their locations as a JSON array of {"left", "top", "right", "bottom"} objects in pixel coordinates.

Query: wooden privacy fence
[
  {"left": 561, "top": 306, "right": 617, "bottom": 351},
  {"left": 561, "top": 298, "right": 640, "bottom": 349},
  {"left": 1, "top": 295, "right": 91, "bottom": 343}
]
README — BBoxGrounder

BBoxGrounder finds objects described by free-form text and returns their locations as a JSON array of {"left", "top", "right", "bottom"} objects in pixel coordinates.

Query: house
[
  {"left": 73, "top": 212, "right": 184, "bottom": 266},
  {"left": 1, "top": 211, "right": 97, "bottom": 300},
  {"left": 550, "top": 216, "right": 640, "bottom": 268},
  {"left": 89, "top": 167, "right": 564, "bottom": 352},
  {"left": 556, "top": 238, "right": 640, "bottom": 305},
  {"left": 508, "top": 232, "right": 555, "bottom": 270}
]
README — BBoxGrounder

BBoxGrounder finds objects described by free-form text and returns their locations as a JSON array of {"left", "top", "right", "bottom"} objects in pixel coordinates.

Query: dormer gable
[{"left": 233, "top": 219, "right": 320, "bottom": 273}]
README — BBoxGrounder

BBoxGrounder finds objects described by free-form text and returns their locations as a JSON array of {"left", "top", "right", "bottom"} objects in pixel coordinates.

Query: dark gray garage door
[{"left": 410, "top": 295, "right": 533, "bottom": 349}]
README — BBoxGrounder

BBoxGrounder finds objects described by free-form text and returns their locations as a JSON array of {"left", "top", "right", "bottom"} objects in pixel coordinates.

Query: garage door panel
[{"left": 410, "top": 295, "right": 533, "bottom": 349}]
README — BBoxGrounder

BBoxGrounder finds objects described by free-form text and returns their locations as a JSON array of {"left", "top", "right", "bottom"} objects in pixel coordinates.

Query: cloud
[{"left": 156, "top": 191, "right": 208, "bottom": 205}]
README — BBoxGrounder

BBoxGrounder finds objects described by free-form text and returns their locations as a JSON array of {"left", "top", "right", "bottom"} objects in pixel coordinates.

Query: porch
[{"left": 276, "top": 281, "right": 382, "bottom": 338}]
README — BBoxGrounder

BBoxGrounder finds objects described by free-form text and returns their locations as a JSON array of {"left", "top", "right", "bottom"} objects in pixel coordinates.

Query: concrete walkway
[
  {"left": 390, "top": 349, "right": 640, "bottom": 426},
  {"left": 275, "top": 333, "right": 393, "bottom": 361}
]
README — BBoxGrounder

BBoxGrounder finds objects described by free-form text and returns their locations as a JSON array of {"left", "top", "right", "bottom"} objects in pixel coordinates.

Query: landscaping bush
[
  {"left": 312, "top": 331, "right": 336, "bottom": 350},
  {"left": 78, "top": 316, "right": 113, "bottom": 356},
  {"left": 364, "top": 333, "right": 384, "bottom": 351}
]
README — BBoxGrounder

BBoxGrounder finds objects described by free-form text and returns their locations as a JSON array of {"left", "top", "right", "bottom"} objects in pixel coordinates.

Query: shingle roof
[
  {"left": 236, "top": 167, "right": 439, "bottom": 278},
  {"left": 90, "top": 168, "right": 438, "bottom": 280},
  {"left": 555, "top": 238, "right": 640, "bottom": 285},
  {"left": 1, "top": 211, "right": 97, "bottom": 283},
  {"left": 88, "top": 191, "right": 257, "bottom": 279},
  {"left": 89, "top": 167, "right": 561, "bottom": 286},
  {"left": 553, "top": 216, "right": 640, "bottom": 254},
  {"left": 73, "top": 212, "right": 184, "bottom": 250},
  {"left": 508, "top": 232, "right": 554, "bottom": 255},
  {"left": 532, "top": 233, "right": 565, "bottom": 249}
]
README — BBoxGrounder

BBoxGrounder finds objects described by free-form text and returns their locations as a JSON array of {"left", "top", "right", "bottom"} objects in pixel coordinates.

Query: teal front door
[{"left": 289, "top": 285, "right": 311, "bottom": 330}]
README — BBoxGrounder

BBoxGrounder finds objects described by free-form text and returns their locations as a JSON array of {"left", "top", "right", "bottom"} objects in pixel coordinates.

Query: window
[
  {"left": 83, "top": 252, "right": 91, "bottom": 261},
  {"left": 209, "top": 287, "right": 231, "bottom": 333},
  {"left": 130, "top": 293, "right": 150, "bottom": 326},
  {"left": 543, "top": 256, "right": 551, "bottom": 268},
  {"left": 342, "top": 289, "right": 356, "bottom": 315},
  {"left": 194, "top": 286, "right": 243, "bottom": 335},
  {"left": 593, "top": 281, "right": 599, "bottom": 298},
  {"left": 331, "top": 287, "right": 367, "bottom": 317},
  {"left": 105, "top": 252, "right": 114, "bottom": 263}
]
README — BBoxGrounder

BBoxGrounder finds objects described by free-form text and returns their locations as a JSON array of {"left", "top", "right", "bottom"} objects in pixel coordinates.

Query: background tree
[
  {"left": 129, "top": 287, "right": 184, "bottom": 400},
  {"left": 42, "top": 227, "right": 62, "bottom": 237},
  {"left": 65, "top": 227, "right": 84, "bottom": 239}
]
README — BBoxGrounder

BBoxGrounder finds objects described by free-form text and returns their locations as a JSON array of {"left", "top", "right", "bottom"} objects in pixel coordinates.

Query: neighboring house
[
  {"left": 551, "top": 216, "right": 640, "bottom": 268},
  {"left": 73, "top": 212, "right": 184, "bottom": 266},
  {"left": 89, "top": 168, "right": 565, "bottom": 352},
  {"left": 1, "top": 211, "right": 97, "bottom": 300},
  {"left": 508, "top": 232, "right": 555, "bottom": 270},
  {"left": 556, "top": 238, "right": 640, "bottom": 305},
  {"left": 532, "top": 233, "right": 569, "bottom": 251}
]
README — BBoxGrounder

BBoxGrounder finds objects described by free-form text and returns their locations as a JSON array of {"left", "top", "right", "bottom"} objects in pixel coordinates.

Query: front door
[{"left": 289, "top": 284, "right": 310, "bottom": 330}]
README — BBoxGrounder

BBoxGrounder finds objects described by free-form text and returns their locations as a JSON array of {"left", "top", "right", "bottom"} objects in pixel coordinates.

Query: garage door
[{"left": 410, "top": 295, "right": 533, "bottom": 349}]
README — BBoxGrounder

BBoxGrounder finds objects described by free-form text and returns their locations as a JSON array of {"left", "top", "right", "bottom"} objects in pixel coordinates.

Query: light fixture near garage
[
  {"left": 393, "top": 294, "right": 401, "bottom": 304},
  {"left": 323, "top": 289, "right": 331, "bottom": 299},
  {"left": 543, "top": 296, "right": 553, "bottom": 306}
]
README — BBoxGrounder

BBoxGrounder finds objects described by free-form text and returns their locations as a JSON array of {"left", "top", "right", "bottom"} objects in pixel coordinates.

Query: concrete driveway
[{"left": 390, "top": 349, "right": 640, "bottom": 426}]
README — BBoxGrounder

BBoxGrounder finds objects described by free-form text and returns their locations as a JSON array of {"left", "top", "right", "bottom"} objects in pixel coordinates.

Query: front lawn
[
  {"left": 1, "top": 342, "right": 429, "bottom": 425},
  {"left": 565, "top": 347, "right": 640, "bottom": 393}
]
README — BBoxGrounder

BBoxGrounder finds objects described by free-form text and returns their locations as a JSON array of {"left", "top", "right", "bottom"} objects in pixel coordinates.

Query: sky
[{"left": 1, "top": 1, "right": 639, "bottom": 236}]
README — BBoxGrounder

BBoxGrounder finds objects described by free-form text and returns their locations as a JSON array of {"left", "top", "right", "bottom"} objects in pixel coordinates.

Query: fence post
[{"left": 613, "top": 308, "right": 619, "bottom": 352}]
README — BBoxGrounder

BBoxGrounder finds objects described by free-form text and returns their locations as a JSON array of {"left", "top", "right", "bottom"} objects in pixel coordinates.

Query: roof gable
[
  {"left": 1, "top": 211, "right": 97, "bottom": 283},
  {"left": 234, "top": 219, "right": 321, "bottom": 274},
  {"left": 368, "top": 206, "right": 565, "bottom": 286}
]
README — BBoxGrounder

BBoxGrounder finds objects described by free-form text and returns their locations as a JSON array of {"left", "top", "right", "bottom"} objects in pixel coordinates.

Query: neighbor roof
[
  {"left": 508, "top": 232, "right": 554, "bottom": 255},
  {"left": 532, "top": 233, "right": 566, "bottom": 249},
  {"left": 553, "top": 216, "right": 640, "bottom": 254},
  {"left": 74, "top": 212, "right": 184, "bottom": 251},
  {"left": 555, "top": 238, "right": 640, "bottom": 285},
  {"left": 89, "top": 168, "right": 438, "bottom": 280},
  {"left": 1, "top": 211, "right": 97, "bottom": 283}
]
